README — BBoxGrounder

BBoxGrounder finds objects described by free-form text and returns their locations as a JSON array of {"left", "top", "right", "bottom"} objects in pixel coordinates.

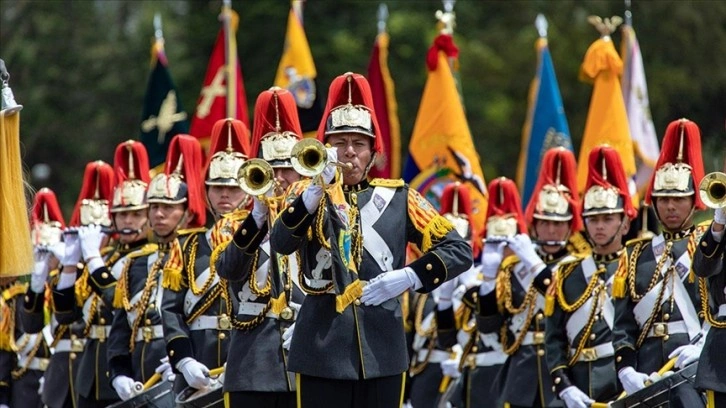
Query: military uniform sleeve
[
  {"left": 612, "top": 294, "right": 638, "bottom": 371},
  {"left": 405, "top": 188, "right": 472, "bottom": 292},
  {"left": 694, "top": 225, "right": 725, "bottom": 279},
  {"left": 270, "top": 190, "right": 317, "bottom": 256},
  {"left": 545, "top": 300, "right": 573, "bottom": 395},
  {"left": 88, "top": 264, "right": 118, "bottom": 306},
  {"left": 19, "top": 286, "right": 45, "bottom": 334},
  {"left": 160, "top": 285, "right": 193, "bottom": 370},
  {"left": 217, "top": 215, "right": 267, "bottom": 282},
  {"left": 107, "top": 305, "right": 133, "bottom": 381},
  {"left": 436, "top": 306, "right": 458, "bottom": 349},
  {"left": 532, "top": 266, "right": 555, "bottom": 294},
  {"left": 474, "top": 287, "right": 505, "bottom": 334},
  {"left": 0, "top": 350, "right": 13, "bottom": 406}
]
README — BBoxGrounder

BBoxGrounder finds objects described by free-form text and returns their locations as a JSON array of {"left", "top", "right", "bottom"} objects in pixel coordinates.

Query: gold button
[
  {"left": 241, "top": 229, "right": 247, "bottom": 235},
  {"left": 71, "top": 334, "right": 77, "bottom": 341},
  {"left": 354, "top": 299, "right": 361, "bottom": 306},
  {"left": 552, "top": 386, "right": 557, "bottom": 393},
  {"left": 148, "top": 303, "right": 155, "bottom": 310},
  {"left": 537, "top": 349, "right": 545, "bottom": 357},
  {"left": 25, "top": 296, "right": 29, "bottom": 302},
  {"left": 99, "top": 318, "right": 106, "bottom": 325},
  {"left": 70, "top": 352, "right": 77, "bottom": 360},
  {"left": 554, "top": 377, "right": 561, "bottom": 384},
  {"left": 663, "top": 313, "right": 670, "bottom": 321},
  {"left": 663, "top": 335, "right": 670, "bottom": 342},
  {"left": 536, "top": 313, "right": 544, "bottom": 321},
  {"left": 590, "top": 333, "right": 596, "bottom": 341},
  {"left": 288, "top": 207, "right": 294, "bottom": 213},
  {"left": 77, "top": 262, "right": 84, "bottom": 269},
  {"left": 598, "top": 264, "right": 605, "bottom": 270},
  {"left": 426, "top": 264, "right": 432, "bottom": 271},
  {"left": 471, "top": 346, "right": 478, "bottom": 353},
  {"left": 284, "top": 284, "right": 291, "bottom": 291},
  {"left": 616, "top": 356, "right": 622, "bottom": 362},
  {"left": 218, "top": 332, "right": 226, "bottom": 340},
  {"left": 351, "top": 193, "right": 357, "bottom": 200},
  {"left": 701, "top": 241, "right": 707, "bottom": 247},
  {"left": 543, "top": 278, "right": 551, "bottom": 286},
  {"left": 472, "top": 292, "right": 478, "bottom": 300},
  {"left": 145, "top": 319, "right": 152, "bottom": 325},
  {"left": 169, "top": 350, "right": 175, "bottom": 356},
  {"left": 101, "top": 272, "right": 109, "bottom": 279},
  {"left": 433, "top": 278, "right": 440, "bottom": 284}
]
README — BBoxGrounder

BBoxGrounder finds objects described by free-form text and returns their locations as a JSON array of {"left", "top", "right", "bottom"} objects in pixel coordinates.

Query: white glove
[
  {"left": 154, "top": 356, "right": 176, "bottom": 383},
  {"left": 60, "top": 229, "right": 82, "bottom": 267},
  {"left": 31, "top": 248, "right": 51, "bottom": 293},
  {"left": 177, "top": 357, "right": 210, "bottom": 389},
  {"left": 440, "top": 358, "right": 461, "bottom": 379},
  {"left": 48, "top": 241, "right": 66, "bottom": 261},
  {"left": 37, "top": 376, "right": 44, "bottom": 395},
  {"left": 559, "top": 386, "right": 594, "bottom": 408},
  {"left": 435, "top": 278, "right": 457, "bottom": 310},
  {"left": 481, "top": 241, "right": 506, "bottom": 279},
  {"left": 714, "top": 207, "right": 725, "bottom": 225},
  {"left": 282, "top": 323, "right": 295, "bottom": 351},
  {"left": 361, "top": 267, "right": 422, "bottom": 306},
  {"left": 112, "top": 375, "right": 141, "bottom": 401},
  {"left": 321, "top": 147, "right": 338, "bottom": 184},
  {"left": 302, "top": 184, "right": 324, "bottom": 213},
  {"left": 668, "top": 344, "right": 702, "bottom": 369},
  {"left": 0, "top": 404, "right": 9, "bottom": 408},
  {"left": 251, "top": 196, "right": 269, "bottom": 229},
  {"left": 618, "top": 367, "right": 649, "bottom": 395},
  {"left": 78, "top": 225, "right": 106, "bottom": 262},
  {"left": 506, "top": 234, "right": 544, "bottom": 272},
  {"left": 458, "top": 265, "right": 481, "bottom": 289}
]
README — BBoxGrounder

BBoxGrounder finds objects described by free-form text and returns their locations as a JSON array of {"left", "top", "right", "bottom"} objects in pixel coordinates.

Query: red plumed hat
[
  {"left": 645, "top": 118, "right": 705, "bottom": 210},
  {"left": 147, "top": 134, "right": 206, "bottom": 227},
  {"left": 251, "top": 87, "right": 303, "bottom": 167},
  {"left": 317, "top": 72, "right": 383, "bottom": 153},
  {"left": 582, "top": 145, "right": 637, "bottom": 219},
  {"left": 484, "top": 177, "right": 528, "bottom": 238},
  {"left": 204, "top": 118, "right": 251, "bottom": 186},
  {"left": 70, "top": 161, "right": 115, "bottom": 227},
  {"left": 525, "top": 147, "right": 582, "bottom": 231},
  {"left": 112, "top": 140, "right": 150, "bottom": 213},
  {"left": 439, "top": 181, "right": 475, "bottom": 239},
  {"left": 30, "top": 188, "right": 65, "bottom": 246}
]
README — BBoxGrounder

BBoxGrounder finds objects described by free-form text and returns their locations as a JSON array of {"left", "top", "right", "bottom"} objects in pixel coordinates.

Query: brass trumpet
[
  {"left": 699, "top": 171, "right": 726, "bottom": 209},
  {"left": 290, "top": 138, "right": 352, "bottom": 178},
  {"left": 237, "top": 158, "right": 275, "bottom": 196}
]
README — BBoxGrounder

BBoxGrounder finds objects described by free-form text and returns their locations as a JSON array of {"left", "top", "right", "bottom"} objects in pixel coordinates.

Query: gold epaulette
[
  {"left": 112, "top": 244, "right": 158, "bottom": 308},
  {"left": 556, "top": 257, "right": 585, "bottom": 280},
  {"left": 500, "top": 254, "right": 520, "bottom": 270},
  {"left": 625, "top": 236, "right": 652, "bottom": 247},
  {"left": 567, "top": 232, "right": 592, "bottom": 256},
  {"left": 100, "top": 245, "right": 115, "bottom": 256},
  {"left": 370, "top": 178, "right": 405, "bottom": 188},
  {"left": 1, "top": 282, "right": 28, "bottom": 300},
  {"left": 177, "top": 227, "right": 207, "bottom": 236}
]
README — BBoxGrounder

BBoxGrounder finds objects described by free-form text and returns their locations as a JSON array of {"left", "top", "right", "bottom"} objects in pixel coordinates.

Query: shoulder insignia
[
  {"left": 407, "top": 188, "right": 453, "bottom": 251},
  {"left": 500, "top": 254, "right": 521, "bottom": 270},
  {"left": 625, "top": 236, "right": 651, "bottom": 247},
  {"left": 567, "top": 232, "right": 592, "bottom": 256},
  {"left": 177, "top": 227, "right": 207, "bottom": 236},
  {"left": 127, "top": 243, "right": 158, "bottom": 259},
  {"left": 101, "top": 246, "right": 115, "bottom": 256},
  {"left": 557, "top": 258, "right": 583, "bottom": 281},
  {"left": 1, "top": 282, "right": 28, "bottom": 300},
  {"left": 370, "top": 178, "right": 405, "bottom": 188}
]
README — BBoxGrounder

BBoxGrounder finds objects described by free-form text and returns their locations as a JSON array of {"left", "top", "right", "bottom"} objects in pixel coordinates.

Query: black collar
[
  {"left": 343, "top": 180, "right": 370, "bottom": 194},
  {"left": 662, "top": 225, "right": 695, "bottom": 241},
  {"left": 117, "top": 238, "right": 148, "bottom": 254},
  {"left": 537, "top": 247, "right": 570, "bottom": 264},
  {"left": 593, "top": 249, "right": 623, "bottom": 264}
]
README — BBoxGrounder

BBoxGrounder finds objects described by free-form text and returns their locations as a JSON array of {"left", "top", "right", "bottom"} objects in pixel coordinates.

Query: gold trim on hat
[
  {"left": 652, "top": 162, "right": 693, "bottom": 196},
  {"left": 31, "top": 222, "right": 63, "bottom": 246},
  {"left": 111, "top": 180, "right": 148, "bottom": 213},
  {"left": 329, "top": 105, "right": 372, "bottom": 132},
  {"left": 486, "top": 215, "right": 518, "bottom": 238},
  {"left": 535, "top": 185, "right": 572, "bottom": 218},
  {"left": 206, "top": 151, "right": 246, "bottom": 186},
  {"left": 79, "top": 199, "right": 112, "bottom": 227},
  {"left": 147, "top": 174, "right": 187, "bottom": 204},
  {"left": 260, "top": 131, "right": 298, "bottom": 164},
  {"left": 583, "top": 185, "right": 622, "bottom": 216}
]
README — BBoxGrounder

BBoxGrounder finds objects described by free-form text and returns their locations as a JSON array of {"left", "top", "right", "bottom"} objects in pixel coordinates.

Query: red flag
[
  {"left": 190, "top": 8, "right": 249, "bottom": 143},
  {"left": 366, "top": 32, "right": 400, "bottom": 179}
]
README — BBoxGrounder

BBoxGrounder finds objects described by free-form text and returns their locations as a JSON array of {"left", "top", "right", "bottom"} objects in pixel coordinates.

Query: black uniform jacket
[{"left": 270, "top": 178, "right": 472, "bottom": 380}]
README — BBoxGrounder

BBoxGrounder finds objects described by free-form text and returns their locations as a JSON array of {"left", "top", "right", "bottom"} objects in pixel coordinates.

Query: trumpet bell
[
  {"left": 291, "top": 138, "right": 327, "bottom": 178},
  {"left": 699, "top": 172, "right": 726, "bottom": 209},
  {"left": 237, "top": 158, "right": 275, "bottom": 196}
]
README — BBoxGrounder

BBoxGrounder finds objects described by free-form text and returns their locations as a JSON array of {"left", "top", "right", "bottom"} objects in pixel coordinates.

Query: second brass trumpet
[
  {"left": 290, "top": 139, "right": 352, "bottom": 178},
  {"left": 699, "top": 171, "right": 726, "bottom": 209},
  {"left": 237, "top": 158, "right": 275, "bottom": 196}
]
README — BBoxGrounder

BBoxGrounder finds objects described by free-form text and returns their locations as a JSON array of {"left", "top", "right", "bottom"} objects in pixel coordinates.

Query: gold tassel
[
  {"left": 544, "top": 271, "right": 557, "bottom": 316},
  {"left": 612, "top": 249, "right": 629, "bottom": 298},
  {"left": 112, "top": 272, "right": 125, "bottom": 309},
  {"left": 269, "top": 292, "right": 287, "bottom": 315},
  {"left": 421, "top": 215, "right": 454, "bottom": 252},
  {"left": 612, "top": 276, "right": 626, "bottom": 299},
  {"left": 74, "top": 267, "right": 92, "bottom": 306},
  {"left": 335, "top": 279, "right": 363, "bottom": 313},
  {"left": 162, "top": 240, "right": 184, "bottom": 291}
]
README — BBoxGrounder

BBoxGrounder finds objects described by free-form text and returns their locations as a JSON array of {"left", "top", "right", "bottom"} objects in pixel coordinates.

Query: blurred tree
[{"left": 1, "top": 0, "right": 724, "bottom": 216}]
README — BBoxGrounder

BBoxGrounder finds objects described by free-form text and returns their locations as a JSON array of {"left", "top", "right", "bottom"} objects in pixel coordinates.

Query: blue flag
[{"left": 516, "top": 38, "right": 572, "bottom": 206}]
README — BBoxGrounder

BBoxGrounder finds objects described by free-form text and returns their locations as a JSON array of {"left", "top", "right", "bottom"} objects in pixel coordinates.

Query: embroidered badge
[
  {"left": 338, "top": 231, "right": 351, "bottom": 270},
  {"left": 372, "top": 193, "right": 386, "bottom": 212},
  {"left": 653, "top": 242, "right": 665, "bottom": 257},
  {"left": 335, "top": 204, "right": 350, "bottom": 229},
  {"left": 675, "top": 262, "right": 688, "bottom": 279}
]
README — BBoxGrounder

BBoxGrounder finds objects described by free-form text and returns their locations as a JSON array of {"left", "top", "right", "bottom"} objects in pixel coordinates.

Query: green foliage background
[{"left": 1, "top": 0, "right": 725, "bottom": 216}]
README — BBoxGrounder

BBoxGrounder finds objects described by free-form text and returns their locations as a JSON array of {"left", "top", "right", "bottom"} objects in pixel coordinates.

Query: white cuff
[
  {"left": 302, "top": 185, "right": 323, "bottom": 214},
  {"left": 712, "top": 227, "right": 724, "bottom": 243},
  {"left": 479, "top": 280, "right": 496, "bottom": 296},
  {"left": 437, "top": 299, "right": 453, "bottom": 310},
  {"left": 56, "top": 273, "right": 77, "bottom": 290},
  {"left": 86, "top": 257, "right": 105, "bottom": 274},
  {"left": 405, "top": 267, "right": 423, "bottom": 291}
]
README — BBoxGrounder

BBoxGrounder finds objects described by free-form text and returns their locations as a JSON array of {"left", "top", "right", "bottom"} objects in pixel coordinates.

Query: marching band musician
[
  {"left": 545, "top": 146, "right": 636, "bottom": 407},
  {"left": 270, "top": 72, "right": 471, "bottom": 408},
  {"left": 612, "top": 118, "right": 708, "bottom": 407},
  {"left": 54, "top": 144, "right": 151, "bottom": 407},
  {"left": 21, "top": 188, "right": 84, "bottom": 408},
  {"left": 474, "top": 148, "right": 587, "bottom": 408},
  {"left": 160, "top": 119, "right": 251, "bottom": 393},
  {"left": 692, "top": 158, "right": 726, "bottom": 408},
  {"left": 440, "top": 177, "right": 527, "bottom": 408},
  {"left": 105, "top": 135, "right": 205, "bottom": 400},
  {"left": 215, "top": 87, "right": 305, "bottom": 407}
]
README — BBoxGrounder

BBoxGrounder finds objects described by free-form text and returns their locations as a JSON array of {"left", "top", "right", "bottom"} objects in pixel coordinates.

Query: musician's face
[
  {"left": 208, "top": 185, "right": 247, "bottom": 216},
  {"left": 585, "top": 213, "right": 629, "bottom": 250},
  {"left": 274, "top": 167, "right": 300, "bottom": 192},
  {"left": 328, "top": 133, "right": 373, "bottom": 186},
  {"left": 533, "top": 219, "right": 570, "bottom": 253},
  {"left": 148, "top": 203, "right": 186, "bottom": 240},
  {"left": 113, "top": 209, "right": 148, "bottom": 244},
  {"left": 655, "top": 196, "right": 694, "bottom": 231}
]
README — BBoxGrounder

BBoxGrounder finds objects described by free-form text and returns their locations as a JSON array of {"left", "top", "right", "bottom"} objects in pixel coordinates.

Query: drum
[
  {"left": 175, "top": 373, "right": 225, "bottom": 408},
  {"left": 107, "top": 381, "right": 174, "bottom": 408},
  {"left": 610, "top": 362, "right": 703, "bottom": 408}
]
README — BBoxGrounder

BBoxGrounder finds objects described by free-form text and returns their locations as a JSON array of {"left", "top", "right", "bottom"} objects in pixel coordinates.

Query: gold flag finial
[{"left": 587, "top": 15, "right": 623, "bottom": 37}]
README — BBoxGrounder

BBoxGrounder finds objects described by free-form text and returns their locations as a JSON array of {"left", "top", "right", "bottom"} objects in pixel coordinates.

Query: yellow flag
[{"left": 576, "top": 37, "right": 636, "bottom": 193}]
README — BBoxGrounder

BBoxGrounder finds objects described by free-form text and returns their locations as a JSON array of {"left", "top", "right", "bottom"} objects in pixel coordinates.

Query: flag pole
[
  {"left": 624, "top": 0, "right": 632, "bottom": 26},
  {"left": 377, "top": 4, "right": 388, "bottom": 35},
  {"left": 154, "top": 13, "right": 163, "bottom": 43},
  {"left": 221, "top": 0, "right": 236, "bottom": 119},
  {"left": 535, "top": 13, "right": 548, "bottom": 39}
]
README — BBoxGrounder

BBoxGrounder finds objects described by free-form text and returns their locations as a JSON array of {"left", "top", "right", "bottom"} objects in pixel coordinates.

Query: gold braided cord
[
  {"left": 220, "top": 277, "right": 272, "bottom": 332},
  {"left": 81, "top": 294, "right": 100, "bottom": 337},
  {"left": 48, "top": 324, "right": 68, "bottom": 348},
  {"left": 11, "top": 332, "right": 44, "bottom": 379},
  {"left": 497, "top": 261, "right": 539, "bottom": 355},
  {"left": 635, "top": 265, "right": 671, "bottom": 348},
  {"left": 298, "top": 249, "right": 333, "bottom": 295},
  {"left": 567, "top": 285, "right": 604, "bottom": 366},
  {"left": 315, "top": 194, "right": 331, "bottom": 250},
  {"left": 185, "top": 284, "right": 223, "bottom": 324},
  {"left": 457, "top": 330, "right": 479, "bottom": 372},
  {"left": 699, "top": 277, "right": 726, "bottom": 329},
  {"left": 414, "top": 294, "right": 437, "bottom": 337},
  {"left": 248, "top": 249, "right": 272, "bottom": 297},
  {"left": 628, "top": 241, "right": 672, "bottom": 301},
  {"left": 408, "top": 335, "right": 436, "bottom": 376},
  {"left": 127, "top": 257, "right": 164, "bottom": 351},
  {"left": 185, "top": 236, "right": 217, "bottom": 296},
  {"left": 557, "top": 264, "right": 606, "bottom": 313}
]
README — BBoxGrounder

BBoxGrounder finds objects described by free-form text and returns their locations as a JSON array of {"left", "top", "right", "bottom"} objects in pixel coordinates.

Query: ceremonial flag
[
  {"left": 576, "top": 36, "right": 636, "bottom": 193},
  {"left": 621, "top": 23, "right": 659, "bottom": 195},
  {"left": 190, "top": 6, "right": 249, "bottom": 143},
  {"left": 367, "top": 30, "right": 401, "bottom": 179},
  {"left": 516, "top": 36, "right": 572, "bottom": 206},
  {"left": 273, "top": 0, "right": 322, "bottom": 136},
  {"left": 403, "top": 33, "right": 488, "bottom": 231},
  {"left": 139, "top": 36, "right": 189, "bottom": 169}
]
